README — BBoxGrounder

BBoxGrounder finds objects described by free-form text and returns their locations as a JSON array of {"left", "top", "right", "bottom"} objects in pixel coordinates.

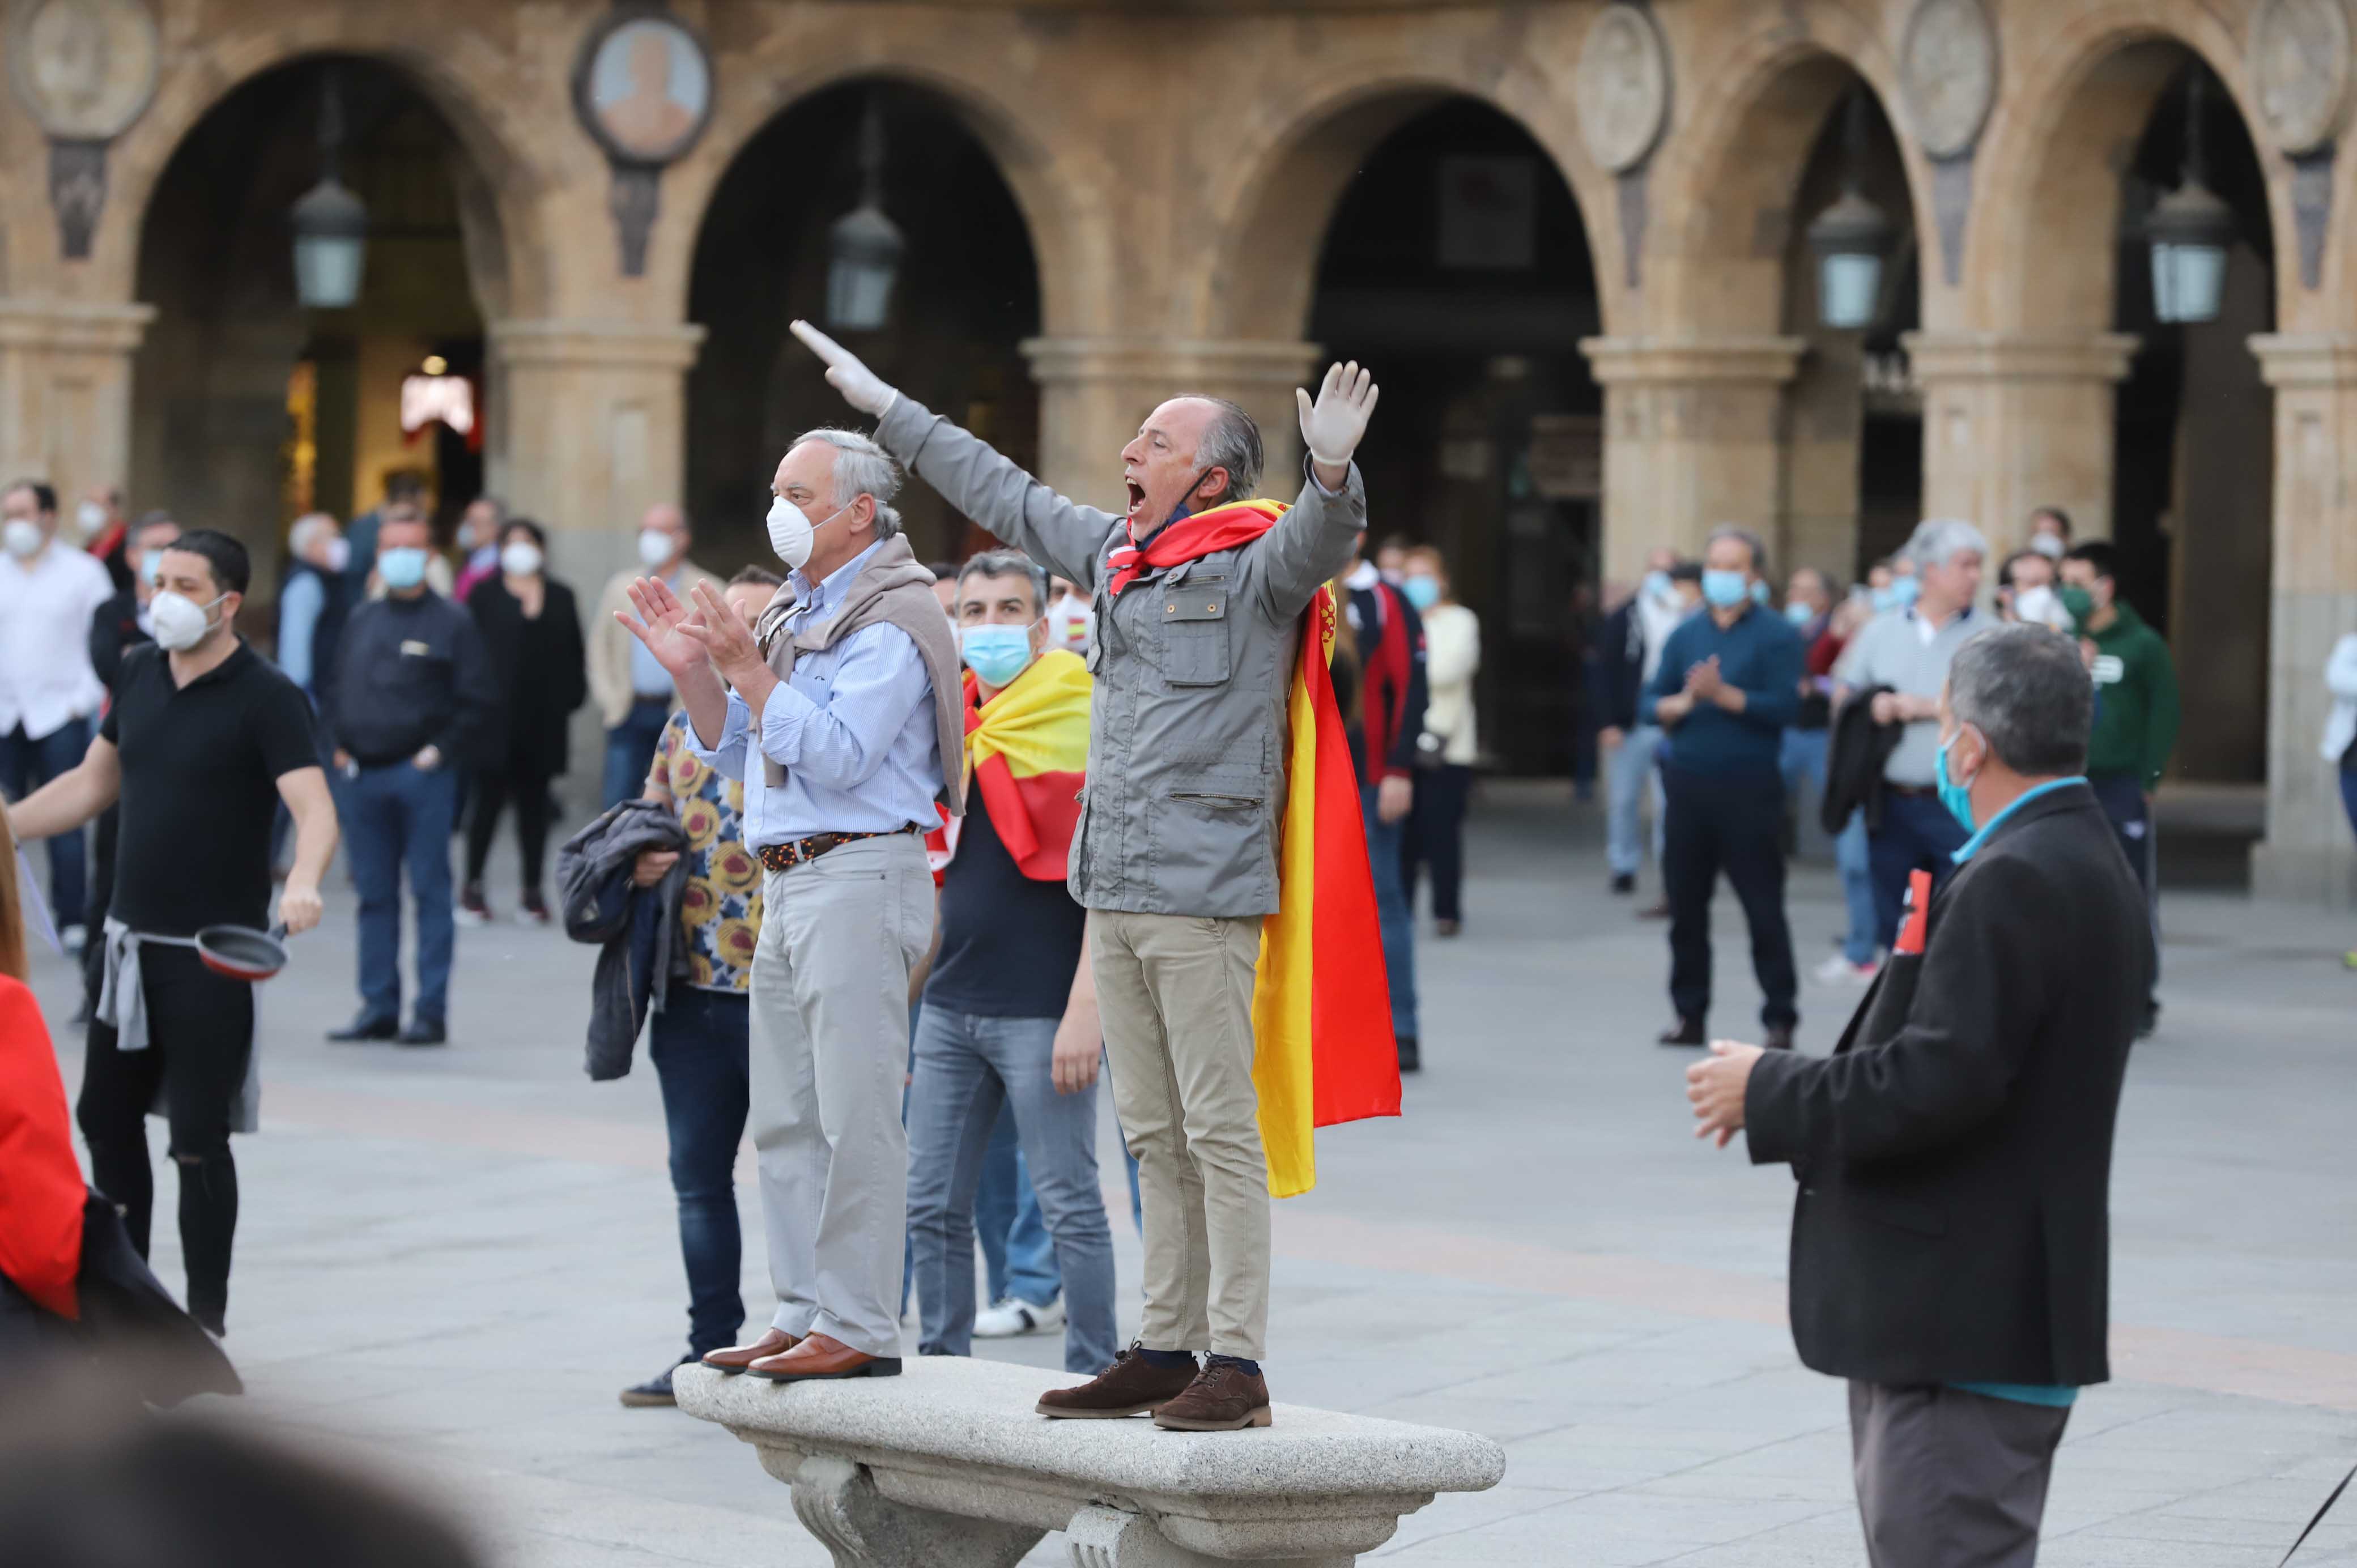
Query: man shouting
[{"left": 794, "top": 321, "right": 1379, "bottom": 1430}]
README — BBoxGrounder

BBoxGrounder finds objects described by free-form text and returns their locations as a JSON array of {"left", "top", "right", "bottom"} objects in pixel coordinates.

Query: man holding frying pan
[{"left": 7, "top": 528, "right": 337, "bottom": 1337}]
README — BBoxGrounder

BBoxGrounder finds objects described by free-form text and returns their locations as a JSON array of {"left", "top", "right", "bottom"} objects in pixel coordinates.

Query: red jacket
[{"left": 0, "top": 976, "right": 83, "bottom": 1319}]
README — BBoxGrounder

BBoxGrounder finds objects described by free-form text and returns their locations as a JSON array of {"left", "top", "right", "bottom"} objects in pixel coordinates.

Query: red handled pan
[{"left": 194, "top": 922, "right": 291, "bottom": 982}]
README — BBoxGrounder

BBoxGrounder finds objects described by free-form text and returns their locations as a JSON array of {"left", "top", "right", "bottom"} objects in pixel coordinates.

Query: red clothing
[
  {"left": 0, "top": 975, "right": 83, "bottom": 1319},
  {"left": 1807, "top": 626, "right": 1848, "bottom": 679},
  {"left": 1105, "top": 501, "right": 1284, "bottom": 595}
]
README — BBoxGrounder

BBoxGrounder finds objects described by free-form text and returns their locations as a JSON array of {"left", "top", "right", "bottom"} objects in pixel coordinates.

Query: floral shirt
[{"left": 648, "top": 711, "right": 763, "bottom": 991}]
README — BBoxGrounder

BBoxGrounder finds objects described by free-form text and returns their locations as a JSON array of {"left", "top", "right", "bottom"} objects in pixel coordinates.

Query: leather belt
[{"left": 756, "top": 823, "right": 925, "bottom": 874}]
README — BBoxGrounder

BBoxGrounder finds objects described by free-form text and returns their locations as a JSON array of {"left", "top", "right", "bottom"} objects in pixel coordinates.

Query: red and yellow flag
[{"left": 963, "top": 649, "right": 1091, "bottom": 881}]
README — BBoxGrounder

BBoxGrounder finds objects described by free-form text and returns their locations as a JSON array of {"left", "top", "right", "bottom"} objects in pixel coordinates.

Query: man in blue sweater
[{"left": 1642, "top": 527, "right": 1805, "bottom": 1050}]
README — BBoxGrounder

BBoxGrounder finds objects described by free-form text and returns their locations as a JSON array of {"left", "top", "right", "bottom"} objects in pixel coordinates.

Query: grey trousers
[
  {"left": 1094, "top": 910, "right": 1269, "bottom": 1361},
  {"left": 748, "top": 833, "right": 934, "bottom": 1357},
  {"left": 1850, "top": 1382, "right": 2072, "bottom": 1568}
]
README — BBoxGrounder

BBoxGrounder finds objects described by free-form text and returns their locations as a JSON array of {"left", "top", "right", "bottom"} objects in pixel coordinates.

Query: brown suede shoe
[
  {"left": 1036, "top": 1345, "right": 1199, "bottom": 1419},
  {"left": 747, "top": 1331, "right": 901, "bottom": 1383},
  {"left": 1152, "top": 1360, "right": 1273, "bottom": 1431},
  {"left": 702, "top": 1327, "right": 798, "bottom": 1374}
]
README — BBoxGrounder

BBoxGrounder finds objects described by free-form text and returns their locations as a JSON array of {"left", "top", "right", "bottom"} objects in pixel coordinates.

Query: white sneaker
[
  {"left": 973, "top": 1296, "right": 1063, "bottom": 1339},
  {"left": 1813, "top": 952, "right": 1879, "bottom": 986},
  {"left": 60, "top": 923, "right": 87, "bottom": 957}
]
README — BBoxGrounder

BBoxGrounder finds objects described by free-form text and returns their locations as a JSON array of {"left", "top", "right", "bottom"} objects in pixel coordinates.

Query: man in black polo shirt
[
  {"left": 324, "top": 509, "right": 496, "bottom": 1046},
  {"left": 7, "top": 528, "right": 337, "bottom": 1336}
]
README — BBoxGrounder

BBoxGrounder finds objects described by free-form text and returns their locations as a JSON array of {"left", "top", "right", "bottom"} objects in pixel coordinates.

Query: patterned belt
[{"left": 756, "top": 823, "right": 925, "bottom": 874}]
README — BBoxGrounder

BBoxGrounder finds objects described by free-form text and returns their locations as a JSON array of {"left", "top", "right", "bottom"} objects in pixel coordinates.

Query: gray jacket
[{"left": 876, "top": 396, "right": 1365, "bottom": 918}]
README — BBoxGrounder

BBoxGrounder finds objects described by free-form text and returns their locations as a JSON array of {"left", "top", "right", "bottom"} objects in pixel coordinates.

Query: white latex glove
[
  {"left": 789, "top": 319, "right": 897, "bottom": 417},
  {"left": 1295, "top": 360, "right": 1381, "bottom": 469}
]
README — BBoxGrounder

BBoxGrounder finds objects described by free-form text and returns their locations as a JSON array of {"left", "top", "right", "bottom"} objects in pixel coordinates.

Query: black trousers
[
  {"left": 2088, "top": 772, "right": 2160, "bottom": 1000},
  {"left": 76, "top": 944, "right": 254, "bottom": 1336},
  {"left": 1402, "top": 762, "right": 1473, "bottom": 923},
  {"left": 1661, "top": 765, "right": 1798, "bottom": 1029},
  {"left": 463, "top": 757, "right": 557, "bottom": 894}
]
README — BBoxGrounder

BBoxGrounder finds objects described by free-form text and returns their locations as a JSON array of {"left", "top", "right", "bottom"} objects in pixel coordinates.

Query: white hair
[
  {"left": 1905, "top": 517, "right": 1988, "bottom": 570},
  {"left": 288, "top": 512, "right": 339, "bottom": 560},
  {"left": 789, "top": 428, "right": 904, "bottom": 540}
]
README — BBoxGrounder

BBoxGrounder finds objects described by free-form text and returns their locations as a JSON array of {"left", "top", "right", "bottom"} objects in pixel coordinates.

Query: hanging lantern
[
  {"left": 291, "top": 70, "right": 368, "bottom": 309},
  {"left": 826, "top": 96, "right": 905, "bottom": 332},
  {"left": 1805, "top": 89, "right": 1894, "bottom": 331},
  {"left": 2146, "top": 70, "right": 2236, "bottom": 325}
]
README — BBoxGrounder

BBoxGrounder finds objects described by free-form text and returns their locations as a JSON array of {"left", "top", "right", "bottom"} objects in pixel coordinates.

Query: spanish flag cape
[
  {"left": 961, "top": 649, "right": 1091, "bottom": 880},
  {"left": 1112, "top": 499, "right": 1401, "bottom": 1198}
]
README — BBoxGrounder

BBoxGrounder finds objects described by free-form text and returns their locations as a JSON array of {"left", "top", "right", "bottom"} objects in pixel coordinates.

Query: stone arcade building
[{"left": 1, "top": 0, "right": 2352, "bottom": 900}]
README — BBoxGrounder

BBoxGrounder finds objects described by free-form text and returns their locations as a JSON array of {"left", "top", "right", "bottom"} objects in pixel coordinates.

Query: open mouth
[{"left": 1125, "top": 479, "right": 1145, "bottom": 518}]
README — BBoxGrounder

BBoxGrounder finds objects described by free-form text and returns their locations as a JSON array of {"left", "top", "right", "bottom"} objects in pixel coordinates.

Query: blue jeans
[
  {"left": 2343, "top": 765, "right": 2357, "bottom": 845},
  {"left": 649, "top": 986, "right": 750, "bottom": 1358},
  {"left": 1836, "top": 808, "right": 1879, "bottom": 966},
  {"left": 1360, "top": 782, "right": 1419, "bottom": 1041},
  {"left": 905, "top": 1005, "right": 1117, "bottom": 1374},
  {"left": 602, "top": 697, "right": 674, "bottom": 809},
  {"left": 3, "top": 717, "right": 90, "bottom": 928},
  {"left": 344, "top": 760, "right": 458, "bottom": 1025},
  {"left": 1605, "top": 723, "right": 1665, "bottom": 877},
  {"left": 1866, "top": 791, "right": 1971, "bottom": 950},
  {"left": 975, "top": 1105, "right": 1060, "bottom": 1307}
]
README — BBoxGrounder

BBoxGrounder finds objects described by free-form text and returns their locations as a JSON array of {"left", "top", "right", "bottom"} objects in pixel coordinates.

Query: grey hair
[
  {"left": 1171, "top": 395, "right": 1263, "bottom": 504},
  {"left": 1947, "top": 623, "right": 2092, "bottom": 777},
  {"left": 287, "top": 512, "right": 338, "bottom": 559},
  {"left": 1706, "top": 525, "right": 1768, "bottom": 576},
  {"left": 469, "top": 493, "right": 509, "bottom": 523},
  {"left": 955, "top": 549, "right": 1049, "bottom": 616},
  {"left": 1905, "top": 517, "right": 1989, "bottom": 571},
  {"left": 789, "top": 427, "right": 905, "bottom": 540}
]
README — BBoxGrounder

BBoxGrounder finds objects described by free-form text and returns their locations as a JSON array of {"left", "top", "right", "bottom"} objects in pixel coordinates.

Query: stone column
[
  {"left": 488, "top": 317, "right": 706, "bottom": 585},
  {"left": 0, "top": 298, "right": 155, "bottom": 503},
  {"left": 1904, "top": 333, "right": 2138, "bottom": 540},
  {"left": 2248, "top": 334, "right": 2357, "bottom": 907},
  {"left": 1020, "top": 338, "right": 1321, "bottom": 514},
  {"left": 1578, "top": 337, "right": 1805, "bottom": 586}
]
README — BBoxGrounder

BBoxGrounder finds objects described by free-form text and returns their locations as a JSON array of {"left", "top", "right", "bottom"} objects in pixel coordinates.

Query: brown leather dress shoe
[
  {"left": 1036, "top": 1344, "right": 1199, "bottom": 1418},
  {"left": 1153, "top": 1360, "right": 1273, "bottom": 1431},
  {"left": 746, "top": 1331, "right": 901, "bottom": 1382},
  {"left": 701, "top": 1327, "right": 798, "bottom": 1373}
]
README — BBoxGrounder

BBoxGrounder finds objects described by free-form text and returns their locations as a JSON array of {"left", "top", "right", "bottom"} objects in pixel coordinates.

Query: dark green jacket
[{"left": 2085, "top": 603, "right": 2180, "bottom": 788}]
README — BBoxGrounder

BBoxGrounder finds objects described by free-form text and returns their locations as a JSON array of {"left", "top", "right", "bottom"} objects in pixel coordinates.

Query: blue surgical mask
[
  {"left": 1701, "top": 569, "right": 1750, "bottom": 609},
  {"left": 1784, "top": 600, "right": 1815, "bottom": 627},
  {"left": 960, "top": 623, "right": 1037, "bottom": 689},
  {"left": 1750, "top": 578, "right": 1772, "bottom": 606},
  {"left": 1642, "top": 569, "right": 1672, "bottom": 604},
  {"left": 378, "top": 547, "right": 429, "bottom": 592},
  {"left": 1401, "top": 575, "right": 1441, "bottom": 611},
  {"left": 1870, "top": 576, "right": 1921, "bottom": 614},
  {"left": 1935, "top": 730, "right": 1979, "bottom": 832},
  {"left": 141, "top": 548, "right": 168, "bottom": 584}
]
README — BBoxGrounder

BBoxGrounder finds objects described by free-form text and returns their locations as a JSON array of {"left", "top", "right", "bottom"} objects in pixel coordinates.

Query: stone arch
[{"left": 1195, "top": 66, "right": 1620, "bottom": 346}]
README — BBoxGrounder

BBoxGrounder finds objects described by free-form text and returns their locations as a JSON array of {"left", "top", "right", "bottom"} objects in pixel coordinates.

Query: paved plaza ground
[{"left": 18, "top": 782, "right": 2357, "bottom": 1567}]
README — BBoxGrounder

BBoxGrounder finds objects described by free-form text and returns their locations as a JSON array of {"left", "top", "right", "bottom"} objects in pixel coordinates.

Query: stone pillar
[
  {"left": 1578, "top": 337, "right": 1805, "bottom": 586},
  {"left": 0, "top": 298, "right": 155, "bottom": 503},
  {"left": 2247, "top": 334, "right": 2357, "bottom": 907},
  {"left": 1904, "top": 333, "right": 2138, "bottom": 542},
  {"left": 1020, "top": 338, "right": 1321, "bottom": 514},
  {"left": 488, "top": 318, "right": 706, "bottom": 586}
]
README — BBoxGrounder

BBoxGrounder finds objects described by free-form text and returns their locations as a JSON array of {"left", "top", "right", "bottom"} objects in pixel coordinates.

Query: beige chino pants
[{"left": 1093, "top": 910, "right": 1269, "bottom": 1361}]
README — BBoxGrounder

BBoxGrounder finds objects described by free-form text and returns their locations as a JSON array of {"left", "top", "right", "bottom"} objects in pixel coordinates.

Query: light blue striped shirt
[{"left": 687, "top": 539, "right": 943, "bottom": 848}]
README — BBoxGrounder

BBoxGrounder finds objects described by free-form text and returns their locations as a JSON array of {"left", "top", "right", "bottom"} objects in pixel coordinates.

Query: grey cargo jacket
[{"left": 875, "top": 396, "right": 1365, "bottom": 918}]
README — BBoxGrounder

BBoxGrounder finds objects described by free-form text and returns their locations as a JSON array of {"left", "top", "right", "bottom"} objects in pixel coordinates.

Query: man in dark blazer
[{"left": 1684, "top": 621, "right": 2151, "bottom": 1568}]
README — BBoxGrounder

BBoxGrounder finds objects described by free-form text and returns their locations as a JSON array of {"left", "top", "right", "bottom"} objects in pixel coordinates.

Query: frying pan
[{"left": 194, "top": 922, "right": 291, "bottom": 982}]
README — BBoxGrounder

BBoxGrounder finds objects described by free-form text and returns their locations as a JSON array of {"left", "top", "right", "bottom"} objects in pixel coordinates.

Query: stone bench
[{"left": 675, "top": 1356, "right": 1505, "bottom": 1568}]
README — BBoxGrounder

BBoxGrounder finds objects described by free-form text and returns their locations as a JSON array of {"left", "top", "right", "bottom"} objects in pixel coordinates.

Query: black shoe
[
  {"left": 1611, "top": 873, "right": 1636, "bottom": 895},
  {"left": 1637, "top": 899, "right": 1671, "bottom": 921},
  {"left": 1657, "top": 1016, "right": 1705, "bottom": 1047},
  {"left": 2137, "top": 1000, "right": 2160, "bottom": 1039},
  {"left": 328, "top": 1015, "right": 398, "bottom": 1043},
  {"left": 1396, "top": 1035, "right": 1420, "bottom": 1074},
  {"left": 619, "top": 1354, "right": 695, "bottom": 1408},
  {"left": 397, "top": 1020, "right": 447, "bottom": 1047},
  {"left": 1764, "top": 1024, "right": 1795, "bottom": 1051}
]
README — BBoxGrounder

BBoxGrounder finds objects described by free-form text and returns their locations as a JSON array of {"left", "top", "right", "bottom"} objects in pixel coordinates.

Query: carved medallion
[
  {"left": 2251, "top": 0, "right": 2351, "bottom": 155},
  {"left": 1900, "top": 0, "right": 1997, "bottom": 159},
  {"left": 6, "top": 0, "right": 159, "bottom": 141},
  {"left": 1573, "top": 4, "right": 1670, "bottom": 174},
  {"left": 573, "top": 5, "right": 714, "bottom": 167}
]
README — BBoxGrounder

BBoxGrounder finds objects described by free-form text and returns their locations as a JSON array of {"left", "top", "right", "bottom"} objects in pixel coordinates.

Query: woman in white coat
[
  {"left": 2326, "top": 632, "right": 2357, "bottom": 970},
  {"left": 1399, "top": 546, "right": 1480, "bottom": 935}
]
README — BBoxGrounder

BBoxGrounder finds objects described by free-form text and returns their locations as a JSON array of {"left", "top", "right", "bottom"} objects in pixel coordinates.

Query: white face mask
[
  {"left": 2028, "top": 534, "right": 2066, "bottom": 560},
  {"left": 77, "top": 501, "right": 109, "bottom": 536},
  {"left": 150, "top": 589, "right": 228, "bottom": 652},
  {"left": 767, "top": 496, "right": 850, "bottom": 572},
  {"left": 500, "top": 541, "right": 544, "bottom": 578},
  {"left": 322, "top": 536, "right": 352, "bottom": 574},
  {"left": 1048, "top": 590, "right": 1091, "bottom": 653},
  {"left": 2011, "top": 583, "right": 2070, "bottom": 631},
  {"left": 2, "top": 519, "right": 41, "bottom": 559},
  {"left": 636, "top": 528, "right": 677, "bottom": 569}
]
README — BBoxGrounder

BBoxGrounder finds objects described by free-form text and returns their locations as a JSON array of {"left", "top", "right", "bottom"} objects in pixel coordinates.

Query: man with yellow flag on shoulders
[{"left": 793, "top": 321, "right": 1394, "bottom": 1433}]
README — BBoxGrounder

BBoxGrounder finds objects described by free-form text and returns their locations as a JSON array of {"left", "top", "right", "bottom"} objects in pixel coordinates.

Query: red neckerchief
[{"left": 1105, "top": 500, "right": 1285, "bottom": 595}]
